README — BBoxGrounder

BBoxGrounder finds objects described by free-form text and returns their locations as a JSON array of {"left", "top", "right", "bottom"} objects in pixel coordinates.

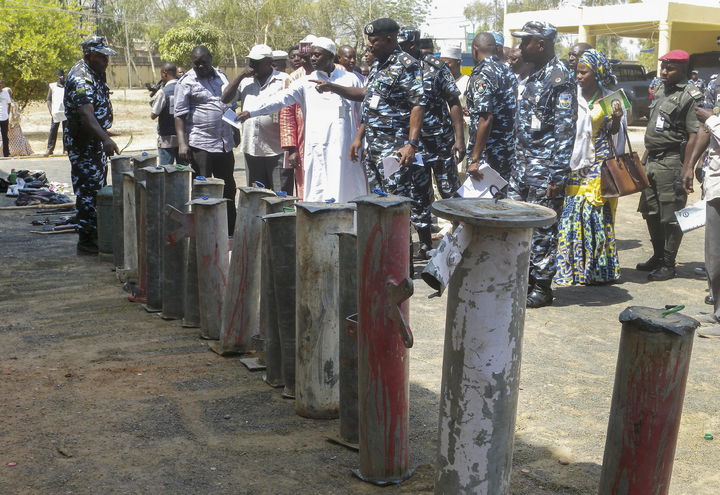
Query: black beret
[{"left": 364, "top": 18, "right": 400, "bottom": 36}]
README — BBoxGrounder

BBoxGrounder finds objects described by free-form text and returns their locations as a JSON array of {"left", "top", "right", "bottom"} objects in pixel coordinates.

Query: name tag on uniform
[
  {"left": 368, "top": 94, "right": 381, "bottom": 110},
  {"left": 531, "top": 114, "right": 541, "bottom": 131},
  {"left": 655, "top": 114, "right": 665, "bottom": 131}
]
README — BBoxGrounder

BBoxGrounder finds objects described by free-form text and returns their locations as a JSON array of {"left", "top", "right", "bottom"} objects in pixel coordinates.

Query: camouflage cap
[
  {"left": 81, "top": 36, "right": 117, "bottom": 56},
  {"left": 512, "top": 21, "right": 557, "bottom": 41},
  {"left": 364, "top": 18, "right": 400, "bottom": 36}
]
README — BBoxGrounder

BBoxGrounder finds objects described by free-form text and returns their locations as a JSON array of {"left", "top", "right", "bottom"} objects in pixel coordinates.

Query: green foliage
[
  {"left": 157, "top": 19, "right": 222, "bottom": 67},
  {"left": 0, "top": 0, "right": 88, "bottom": 107},
  {"left": 637, "top": 39, "right": 657, "bottom": 73},
  {"left": 464, "top": 0, "right": 503, "bottom": 32}
]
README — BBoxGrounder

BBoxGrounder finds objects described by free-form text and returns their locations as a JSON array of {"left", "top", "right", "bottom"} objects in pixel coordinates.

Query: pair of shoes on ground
[
  {"left": 636, "top": 256, "right": 676, "bottom": 281},
  {"left": 692, "top": 313, "right": 720, "bottom": 338}
]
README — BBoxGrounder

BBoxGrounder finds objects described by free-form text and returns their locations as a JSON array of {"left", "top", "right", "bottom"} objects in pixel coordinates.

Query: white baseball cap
[
  {"left": 440, "top": 43, "right": 462, "bottom": 61},
  {"left": 272, "top": 50, "right": 288, "bottom": 60},
  {"left": 248, "top": 44, "right": 273, "bottom": 61}
]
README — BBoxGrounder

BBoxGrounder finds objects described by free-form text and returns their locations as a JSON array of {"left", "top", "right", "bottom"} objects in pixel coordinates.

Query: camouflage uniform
[
  {"left": 705, "top": 78, "right": 719, "bottom": 113},
  {"left": 465, "top": 55, "right": 518, "bottom": 182},
  {"left": 362, "top": 47, "right": 427, "bottom": 231},
  {"left": 63, "top": 59, "right": 113, "bottom": 235},
  {"left": 419, "top": 53, "right": 461, "bottom": 198},
  {"left": 509, "top": 56, "right": 576, "bottom": 282}
]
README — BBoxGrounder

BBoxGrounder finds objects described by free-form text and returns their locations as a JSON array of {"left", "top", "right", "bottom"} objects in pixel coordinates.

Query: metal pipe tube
[
  {"left": 264, "top": 211, "right": 297, "bottom": 399},
  {"left": 218, "top": 186, "right": 276, "bottom": 355},
  {"left": 598, "top": 306, "right": 699, "bottom": 495},
  {"left": 191, "top": 198, "right": 230, "bottom": 340},
  {"left": 142, "top": 165, "right": 166, "bottom": 312},
  {"left": 129, "top": 158, "right": 148, "bottom": 303},
  {"left": 353, "top": 194, "right": 414, "bottom": 485},
  {"left": 260, "top": 196, "right": 298, "bottom": 387},
  {"left": 336, "top": 232, "right": 358, "bottom": 445},
  {"left": 295, "top": 203, "right": 355, "bottom": 419},
  {"left": 431, "top": 198, "right": 556, "bottom": 495},
  {"left": 183, "top": 177, "right": 225, "bottom": 329},
  {"left": 161, "top": 165, "right": 192, "bottom": 320},
  {"left": 109, "top": 155, "right": 133, "bottom": 270},
  {"left": 121, "top": 171, "right": 137, "bottom": 278}
]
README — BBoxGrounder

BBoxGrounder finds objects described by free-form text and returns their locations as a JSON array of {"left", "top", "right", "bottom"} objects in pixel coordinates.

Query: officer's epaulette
[
  {"left": 423, "top": 54, "right": 443, "bottom": 69},
  {"left": 398, "top": 52, "right": 418, "bottom": 69},
  {"left": 550, "top": 66, "right": 568, "bottom": 87}
]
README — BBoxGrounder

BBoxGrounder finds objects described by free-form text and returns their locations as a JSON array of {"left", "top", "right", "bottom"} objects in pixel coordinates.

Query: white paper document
[
  {"left": 382, "top": 153, "right": 424, "bottom": 180},
  {"left": 221, "top": 108, "right": 242, "bottom": 129},
  {"left": 457, "top": 163, "right": 508, "bottom": 198},
  {"left": 675, "top": 199, "right": 706, "bottom": 233}
]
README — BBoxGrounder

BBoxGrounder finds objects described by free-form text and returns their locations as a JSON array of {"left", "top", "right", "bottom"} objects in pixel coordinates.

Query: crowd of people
[{"left": 57, "top": 20, "right": 719, "bottom": 322}]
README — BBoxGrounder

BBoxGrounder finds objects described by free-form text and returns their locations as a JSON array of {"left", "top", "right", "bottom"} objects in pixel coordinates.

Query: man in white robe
[{"left": 238, "top": 37, "right": 367, "bottom": 203}]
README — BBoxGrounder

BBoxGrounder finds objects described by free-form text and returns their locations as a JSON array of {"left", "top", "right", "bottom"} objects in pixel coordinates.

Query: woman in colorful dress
[{"left": 555, "top": 49, "right": 625, "bottom": 286}]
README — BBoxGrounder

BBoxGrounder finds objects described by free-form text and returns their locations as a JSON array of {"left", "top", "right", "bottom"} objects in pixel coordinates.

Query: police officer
[
  {"left": 313, "top": 18, "right": 426, "bottom": 239},
  {"left": 64, "top": 36, "right": 119, "bottom": 254},
  {"left": 705, "top": 72, "right": 718, "bottom": 113},
  {"left": 689, "top": 70, "right": 706, "bottom": 93},
  {"left": 638, "top": 50, "right": 702, "bottom": 281},
  {"left": 398, "top": 26, "right": 465, "bottom": 256},
  {"left": 465, "top": 32, "right": 517, "bottom": 183},
  {"left": 510, "top": 21, "right": 576, "bottom": 308}
]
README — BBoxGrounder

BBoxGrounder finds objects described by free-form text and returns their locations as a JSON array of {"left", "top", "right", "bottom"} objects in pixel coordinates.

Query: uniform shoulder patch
[
  {"left": 558, "top": 92, "right": 572, "bottom": 109},
  {"left": 550, "top": 66, "right": 568, "bottom": 87},
  {"left": 473, "top": 78, "right": 487, "bottom": 95},
  {"left": 687, "top": 86, "right": 703, "bottom": 101},
  {"left": 424, "top": 54, "right": 443, "bottom": 69}
]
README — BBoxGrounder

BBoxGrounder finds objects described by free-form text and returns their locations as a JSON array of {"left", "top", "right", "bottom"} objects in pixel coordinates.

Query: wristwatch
[{"left": 406, "top": 139, "right": 420, "bottom": 149}]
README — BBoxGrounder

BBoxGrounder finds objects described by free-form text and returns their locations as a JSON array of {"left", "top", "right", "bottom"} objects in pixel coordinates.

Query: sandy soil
[{"left": 1, "top": 97, "right": 719, "bottom": 494}]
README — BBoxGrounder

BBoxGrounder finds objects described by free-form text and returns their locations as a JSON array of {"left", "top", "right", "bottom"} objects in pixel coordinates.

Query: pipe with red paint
[
  {"left": 353, "top": 193, "right": 414, "bottom": 485},
  {"left": 598, "top": 306, "right": 699, "bottom": 495}
]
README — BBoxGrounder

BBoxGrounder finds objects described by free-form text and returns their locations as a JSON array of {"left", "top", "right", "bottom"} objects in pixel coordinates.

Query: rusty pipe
[
  {"left": 598, "top": 306, "right": 699, "bottom": 495},
  {"left": 353, "top": 193, "right": 414, "bottom": 485}
]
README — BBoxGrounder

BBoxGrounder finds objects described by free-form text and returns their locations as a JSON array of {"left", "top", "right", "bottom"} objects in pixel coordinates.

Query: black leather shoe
[
  {"left": 705, "top": 295, "right": 714, "bottom": 305},
  {"left": 77, "top": 231, "right": 98, "bottom": 255},
  {"left": 636, "top": 256, "right": 663, "bottom": 271},
  {"left": 648, "top": 266, "right": 676, "bottom": 281},
  {"left": 527, "top": 283, "right": 553, "bottom": 308}
]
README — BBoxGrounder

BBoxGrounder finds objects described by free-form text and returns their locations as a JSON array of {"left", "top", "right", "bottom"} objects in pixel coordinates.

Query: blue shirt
[
  {"left": 513, "top": 56, "right": 577, "bottom": 187},
  {"left": 466, "top": 56, "right": 518, "bottom": 178}
]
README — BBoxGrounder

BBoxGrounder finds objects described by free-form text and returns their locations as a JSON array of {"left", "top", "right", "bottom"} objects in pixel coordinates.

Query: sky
[{"left": 420, "top": 0, "right": 471, "bottom": 48}]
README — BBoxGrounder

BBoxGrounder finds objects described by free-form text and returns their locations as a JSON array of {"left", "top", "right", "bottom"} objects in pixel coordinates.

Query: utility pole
[{"left": 123, "top": 10, "right": 132, "bottom": 88}]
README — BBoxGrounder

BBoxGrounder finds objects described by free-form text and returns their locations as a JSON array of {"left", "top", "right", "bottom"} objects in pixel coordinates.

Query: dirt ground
[{"left": 1, "top": 94, "right": 720, "bottom": 494}]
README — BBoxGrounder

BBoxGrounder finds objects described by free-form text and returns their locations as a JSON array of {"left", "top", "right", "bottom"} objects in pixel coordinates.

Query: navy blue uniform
[
  {"left": 465, "top": 55, "right": 518, "bottom": 181},
  {"left": 509, "top": 56, "right": 576, "bottom": 282},
  {"left": 63, "top": 59, "right": 113, "bottom": 235},
  {"left": 420, "top": 53, "right": 461, "bottom": 198},
  {"left": 362, "top": 48, "right": 428, "bottom": 233}
]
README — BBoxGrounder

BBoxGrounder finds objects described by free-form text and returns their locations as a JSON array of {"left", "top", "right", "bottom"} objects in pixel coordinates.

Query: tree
[
  {"left": 464, "top": 0, "right": 503, "bottom": 33},
  {"left": 158, "top": 19, "right": 222, "bottom": 67},
  {"left": 0, "top": 0, "right": 88, "bottom": 107}
]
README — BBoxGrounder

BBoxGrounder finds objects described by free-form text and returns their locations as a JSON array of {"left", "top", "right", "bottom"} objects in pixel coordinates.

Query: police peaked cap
[{"left": 364, "top": 18, "right": 400, "bottom": 36}]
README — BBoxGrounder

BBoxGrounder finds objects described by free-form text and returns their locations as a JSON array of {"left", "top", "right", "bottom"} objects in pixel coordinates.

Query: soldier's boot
[
  {"left": 77, "top": 230, "right": 98, "bottom": 255},
  {"left": 636, "top": 216, "right": 665, "bottom": 271},
  {"left": 527, "top": 279, "right": 553, "bottom": 309},
  {"left": 527, "top": 273, "right": 536, "bottom": 296},
  {"left": 416, "top": 226, "right": 434, "bottom": 261},
  {"left": 648, "top": 225, "right": 682, "bottom": 281}
]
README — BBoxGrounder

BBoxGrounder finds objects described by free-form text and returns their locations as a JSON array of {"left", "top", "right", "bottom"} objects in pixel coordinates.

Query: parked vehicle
[{"left": 612, "top": 63, "right": 651, "bottom": 125}]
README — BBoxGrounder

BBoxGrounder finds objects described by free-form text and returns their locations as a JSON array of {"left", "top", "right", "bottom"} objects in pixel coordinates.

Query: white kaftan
[{"left": 246, "top": 69, "right": 367, "bottom": 203}]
